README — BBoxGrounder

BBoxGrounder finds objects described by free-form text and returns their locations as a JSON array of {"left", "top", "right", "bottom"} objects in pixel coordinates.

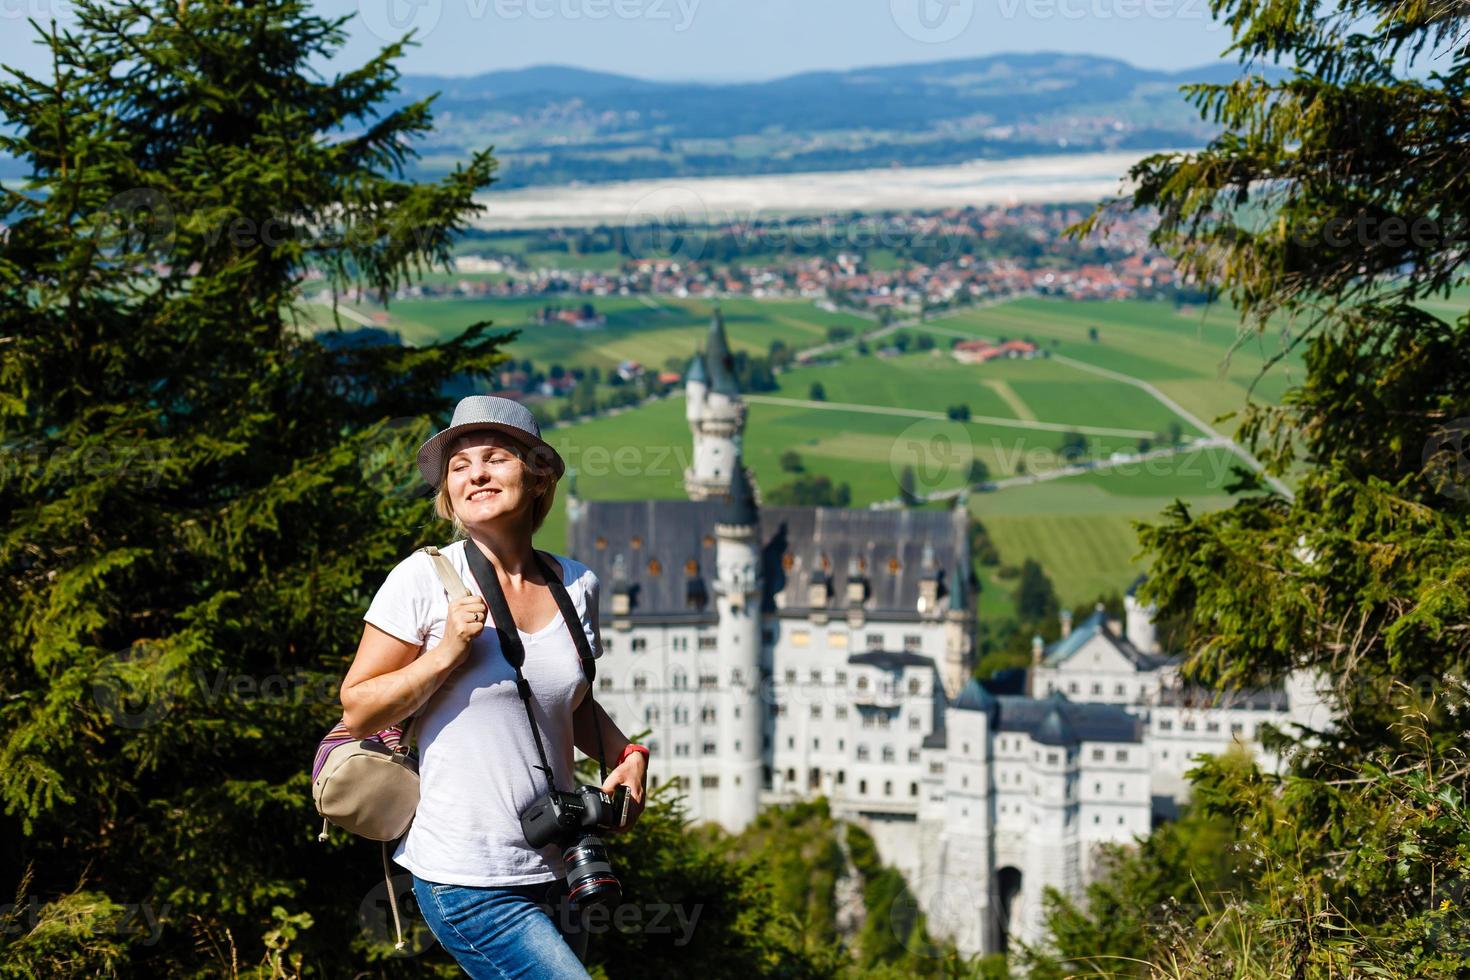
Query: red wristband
[{"left": 618, "top": 743, "right": 650, "bottom": 766}]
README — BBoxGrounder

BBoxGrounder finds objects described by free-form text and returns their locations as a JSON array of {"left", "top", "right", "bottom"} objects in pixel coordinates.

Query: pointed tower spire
[
  {"left": 705, "top": 307, "right": 740, "bottom": 397},
  {"left": 720, "top": 456, "right": 758, "bottom": 527}
]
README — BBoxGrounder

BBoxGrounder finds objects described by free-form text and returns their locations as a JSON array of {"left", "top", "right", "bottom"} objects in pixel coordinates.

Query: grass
[{"left": 357, "top": 293, "right": 1308, "bottom": 610}]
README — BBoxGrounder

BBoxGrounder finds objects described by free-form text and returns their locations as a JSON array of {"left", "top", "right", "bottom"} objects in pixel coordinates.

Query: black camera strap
[{"left": 462, "top": 543, "right": 611, "bottom": 795}]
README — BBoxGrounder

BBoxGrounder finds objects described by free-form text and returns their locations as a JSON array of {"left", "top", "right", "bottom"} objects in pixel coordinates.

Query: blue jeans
[{"left": 412, "top": 874, "right": 590, "bottom": 979}]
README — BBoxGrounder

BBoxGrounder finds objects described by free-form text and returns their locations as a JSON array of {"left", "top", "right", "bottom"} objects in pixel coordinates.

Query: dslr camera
[{"left": 520, "top": 784, "right": 630, "bottom": 908}]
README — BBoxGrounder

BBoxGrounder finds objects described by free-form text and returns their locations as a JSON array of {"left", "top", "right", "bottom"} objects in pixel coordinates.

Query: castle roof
[
  {"left": 848, "top": 650, "right": 934, "bottom": 671},
  {"left": 953, "top": 678, "right": 998, "bottom": 714},
  {"left": 720, "top": 460, "right": 758, "bottom": 527},
  {"left": 1043, "top": 608, "right": 1171, "bottom": 670},
  {"left": 684, "top": 352, "right": 708, "bottom": 385},
  {"left": 704, "top": 308, "right": 740, "bottom": 397},
  {"left": 568, "top": 499, "right": 972, "bottom": 620},
  {"left": 989, "top": 689, "right": 1143, "bottom": 744}
]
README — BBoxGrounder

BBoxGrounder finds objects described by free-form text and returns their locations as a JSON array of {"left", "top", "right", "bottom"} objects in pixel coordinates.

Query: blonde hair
[{"left": 433, "top": 431, "right": 559, "bottom": 539}]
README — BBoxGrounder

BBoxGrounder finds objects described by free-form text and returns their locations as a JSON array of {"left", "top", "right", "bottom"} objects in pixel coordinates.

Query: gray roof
[
  {"left": 992, "top": 692, "right": 1144, "bottom": 745},
  {"left": 847, "top": 651, "right": 933, "bottom": 671},
  {"left": 953, "top": 678, "right": 998, "bottom": 714},
  {"left": 704, "top": 309, "right": 740, "bottom": 397},
  {"left": 568, "top": 499, "right": 972, "bottom": 618},
  {"left": 684, "top": 352, "right": 708, "bottom": 385},
  {"left": 1043, "top": 609, "right": 1172, "bottom": 670},
  {"left": 1156, "top": 684, "right": 1289, "bottom": 712},
  {"left": 721, "top": 460, "right": 758, "bottom": 527}
]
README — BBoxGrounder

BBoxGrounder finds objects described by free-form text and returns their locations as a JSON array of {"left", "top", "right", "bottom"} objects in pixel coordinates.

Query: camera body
[{"left": 521, "top": 784, "right": 629, "bottom": 908}]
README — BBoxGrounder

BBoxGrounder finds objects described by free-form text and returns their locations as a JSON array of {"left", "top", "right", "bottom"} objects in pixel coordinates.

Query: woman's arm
[
  {"left": 573, "top": 696, "right": 646, "bottom": 829},
  {"left": 340, "top": 593, "right": 486, "bottom": 738}
]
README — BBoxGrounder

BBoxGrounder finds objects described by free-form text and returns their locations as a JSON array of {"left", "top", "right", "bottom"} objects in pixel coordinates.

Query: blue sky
[{"left": 1, "top": 0, "right": 1238, "bottom": 81}]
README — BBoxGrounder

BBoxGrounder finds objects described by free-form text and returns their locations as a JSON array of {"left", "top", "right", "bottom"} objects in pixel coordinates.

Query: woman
[{"left": 339, "top": 396, "right": 649, "bottom": 979}]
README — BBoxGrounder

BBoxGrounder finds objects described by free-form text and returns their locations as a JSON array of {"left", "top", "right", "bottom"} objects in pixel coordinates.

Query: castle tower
[
  {"left": 684, "top": 308, "right": 747, "bottom": 500},
  {"left": 941, "top": 501, "right": 976, "bottom": 699},
  {"left": 712, "top": 456, "right": 763, "bottom": 830},
  {"left": 1123, "top": 575, "right": 1158, "bottom": 655}
]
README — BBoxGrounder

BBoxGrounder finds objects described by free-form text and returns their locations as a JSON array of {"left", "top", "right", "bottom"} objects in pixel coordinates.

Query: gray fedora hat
[{"left": 416, "top": 395, "right": 566, "bottom": 488}]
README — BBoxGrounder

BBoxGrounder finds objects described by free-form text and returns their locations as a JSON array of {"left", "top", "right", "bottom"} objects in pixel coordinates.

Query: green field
[
  {"left": 343, "top": 292, "right": 1318, "bottom": 610},
  {"left": 304, "top": 295, "right": 868, "bottom": 373}
]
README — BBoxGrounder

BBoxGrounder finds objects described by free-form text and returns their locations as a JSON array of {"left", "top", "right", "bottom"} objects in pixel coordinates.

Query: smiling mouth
[{"left": 467, "top": 488, "right": 500, "bottom": 502}]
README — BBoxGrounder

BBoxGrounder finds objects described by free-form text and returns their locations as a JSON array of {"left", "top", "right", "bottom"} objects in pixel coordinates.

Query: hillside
[{"left": 382, "top": 52, "right": 1270, "bottom": 186}]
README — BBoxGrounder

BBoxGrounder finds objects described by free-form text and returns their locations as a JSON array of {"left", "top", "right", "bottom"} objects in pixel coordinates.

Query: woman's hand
[
  {"left": 435, "top": 594, "right": 487, "bottom": 671},
  {"left": 601, "top": 752, "right": 647, "bottom": 832}
]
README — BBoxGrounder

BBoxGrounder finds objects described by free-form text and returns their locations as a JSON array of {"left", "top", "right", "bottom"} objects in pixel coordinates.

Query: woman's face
[{"left": 444, "top": 431, "right": 542, "bottom": 529}]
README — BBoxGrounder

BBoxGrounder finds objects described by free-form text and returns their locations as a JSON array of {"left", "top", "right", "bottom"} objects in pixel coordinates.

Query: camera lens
[{"left": 563, "top": 835, "right": 621, "bottom": 909}]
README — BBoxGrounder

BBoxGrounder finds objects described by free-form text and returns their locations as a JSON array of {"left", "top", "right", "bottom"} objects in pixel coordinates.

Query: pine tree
[
  {"left": 0, "top": 2, "right": 506, "bottom": 973},
  {"left": 1050, "top": 0, "right": 1470, "bottom": 972}
]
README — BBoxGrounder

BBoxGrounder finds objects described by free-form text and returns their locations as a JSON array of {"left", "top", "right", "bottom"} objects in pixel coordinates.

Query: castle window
[
  {"left": 903, "top": 634, "right": 922, "bottom": 650},
  {"left": 631, "top": 535, "right": 642, "bottom": 549},
  {"left": 699, "top": 673, "right": 718, "bottom": 689},
  {"left": 1115, "top": 750, "right": 1129, "bottom": 763},
  {"left": 784, "top": 669, "right": 797, "bottom": 684},
  {"left": 810, "top": 704, "right": 822, "bottom": 719},
  {"left": 685, "top": 558, "right": 699, "bottom": 575},
  {"left": 908, "top": 715, "right": 920, "bottom": 730},
  {"left": 701, "top": 775, "right": 719, "bottom": 788},
  {"left": 1092, "top": 682, "right": 1102, "bottom": 695},
  {"left": 672, "top": 672, "right": 687, "bottom": 690},
  {"left": 835, "top": 671, "right": 847, "bottom": 684},
  {"left": 866, "top": 633, "right": 883, "bottom": 649},
  {"left": 857, "top": 676, "right": 869, "bottom": 691},
  {"left": 1231, "top": 722, "right": 1243, "bottom": 735},
  {"left": 820, "top": 553, "right": 831, "bottom": 572},
  {"left": 884, "top": 780, "right": 893, "bottom": 796},
  {"left": 631, "top": 637, "right": 647, "bottom": 651},
  {"left": 1206, "top": 721, "right": 1220, "bottom": 733},
  {"left": 702, "top": 741, "right": 716, "bottom": 755},
  {"left": 1182, "top": 719, "right": 1197, "bottom": 732},
  {"left": 595, "top": 536, "right": 607, "bottom": 549},
  {"left": 836, "top": 770, "right": 846, "bottom": 785},
  {"left": 810, "top": 670, "right": 822, "bottom": 684},
  {"left": 698, "top": 635, "right": 718, "bottom": 650},
  {"left": 1159, "top": 719, "right": 1173, "bottom": 731},
  {"left": 632, "top": 674, "right": 648, "bottom": 692},
  {"left": 1118, "top": 782, "right": 1125, "bottom": 796},
  {"left": 731, "top": 668, "right": 743, "bottom": 685},
  {"left": 907, "top": 677, "right": 921, "bottom": 694},
  {"left": 701, "top": 705, "right": 716, "bottom": 723},
  {"left": 1092, "top": 749, "right": 1104, "bottom": 761},
  {"left": 1046, "top": 752, "right": 1058, "bottom": 765},
  {"left": 781, "top": 552, "right": 795, "bottom": 571},
  {"left": 859, "top": 779, "right": 868, "bottom": 794},
  {"left": 828, "top": 632, "right": 848, "bottom": 648},
  {"left": 835, "top": 706, "right": 848, "bottom": 720},
  {"left": 1115, "top": 683, "right": 1126, "bottom": 696},
  {"left": 857, "top": 745, "right": 870, "bottom": 761},
  {"left": 882, "top": 746, "right": 895, "bottom": 763},
  {"left": 790, "top": 630, "right": 810, "bottom": 647},
  {"left": 702, "top": 534, "right": 714, "bottom": 548},
  {"left": 599, "top": 676, "right": 613, "bottom": 691},
  {"left": 908, "top": 748, "right": 920, "bottom": 763},
  {"left": 1068, "top": 681, "right": 1079, "bottom": 694},
  {"left": 648, "top": 558, "right": 662, "bottom": 576},
  {"left": 887, "top": 557, "right": 901, "bottom": 574}
]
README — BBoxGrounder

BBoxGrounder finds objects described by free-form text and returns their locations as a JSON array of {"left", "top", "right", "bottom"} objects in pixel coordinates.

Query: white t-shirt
[{"left": 362, "top": 540, "right": 603, "bottom": 887}]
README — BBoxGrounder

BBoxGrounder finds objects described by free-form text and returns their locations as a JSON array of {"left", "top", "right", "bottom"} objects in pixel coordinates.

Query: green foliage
[
  {"left": 582, "top": 769, "right": 839, "bottom": 979},
  {"left": 1045, "top": 0, "right": 1470, "bottom": 974},
  {"left": 0, "top": 3, "right": 832, "bottom": 976},
  {"left": 766, "top": 474, "right": 853, "bottom": 507}
]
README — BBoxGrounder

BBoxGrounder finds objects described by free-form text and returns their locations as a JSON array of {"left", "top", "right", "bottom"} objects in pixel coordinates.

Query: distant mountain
[
  {"left": 0, "top": 53, "right": 1266, "bottom": 189},
  {"left": 389, "top": 53, "right": 1272, "bottom": 188}
]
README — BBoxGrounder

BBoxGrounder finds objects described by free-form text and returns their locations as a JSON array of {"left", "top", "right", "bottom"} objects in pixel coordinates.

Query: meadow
[{"left": 509, "top": 294, "right": 1298, "bottom": 606}]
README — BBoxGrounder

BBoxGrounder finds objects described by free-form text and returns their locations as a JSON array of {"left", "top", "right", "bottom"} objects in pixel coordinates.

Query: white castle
[{"left": 566, "top": 311, "right": 1327, "bottom": 956}]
